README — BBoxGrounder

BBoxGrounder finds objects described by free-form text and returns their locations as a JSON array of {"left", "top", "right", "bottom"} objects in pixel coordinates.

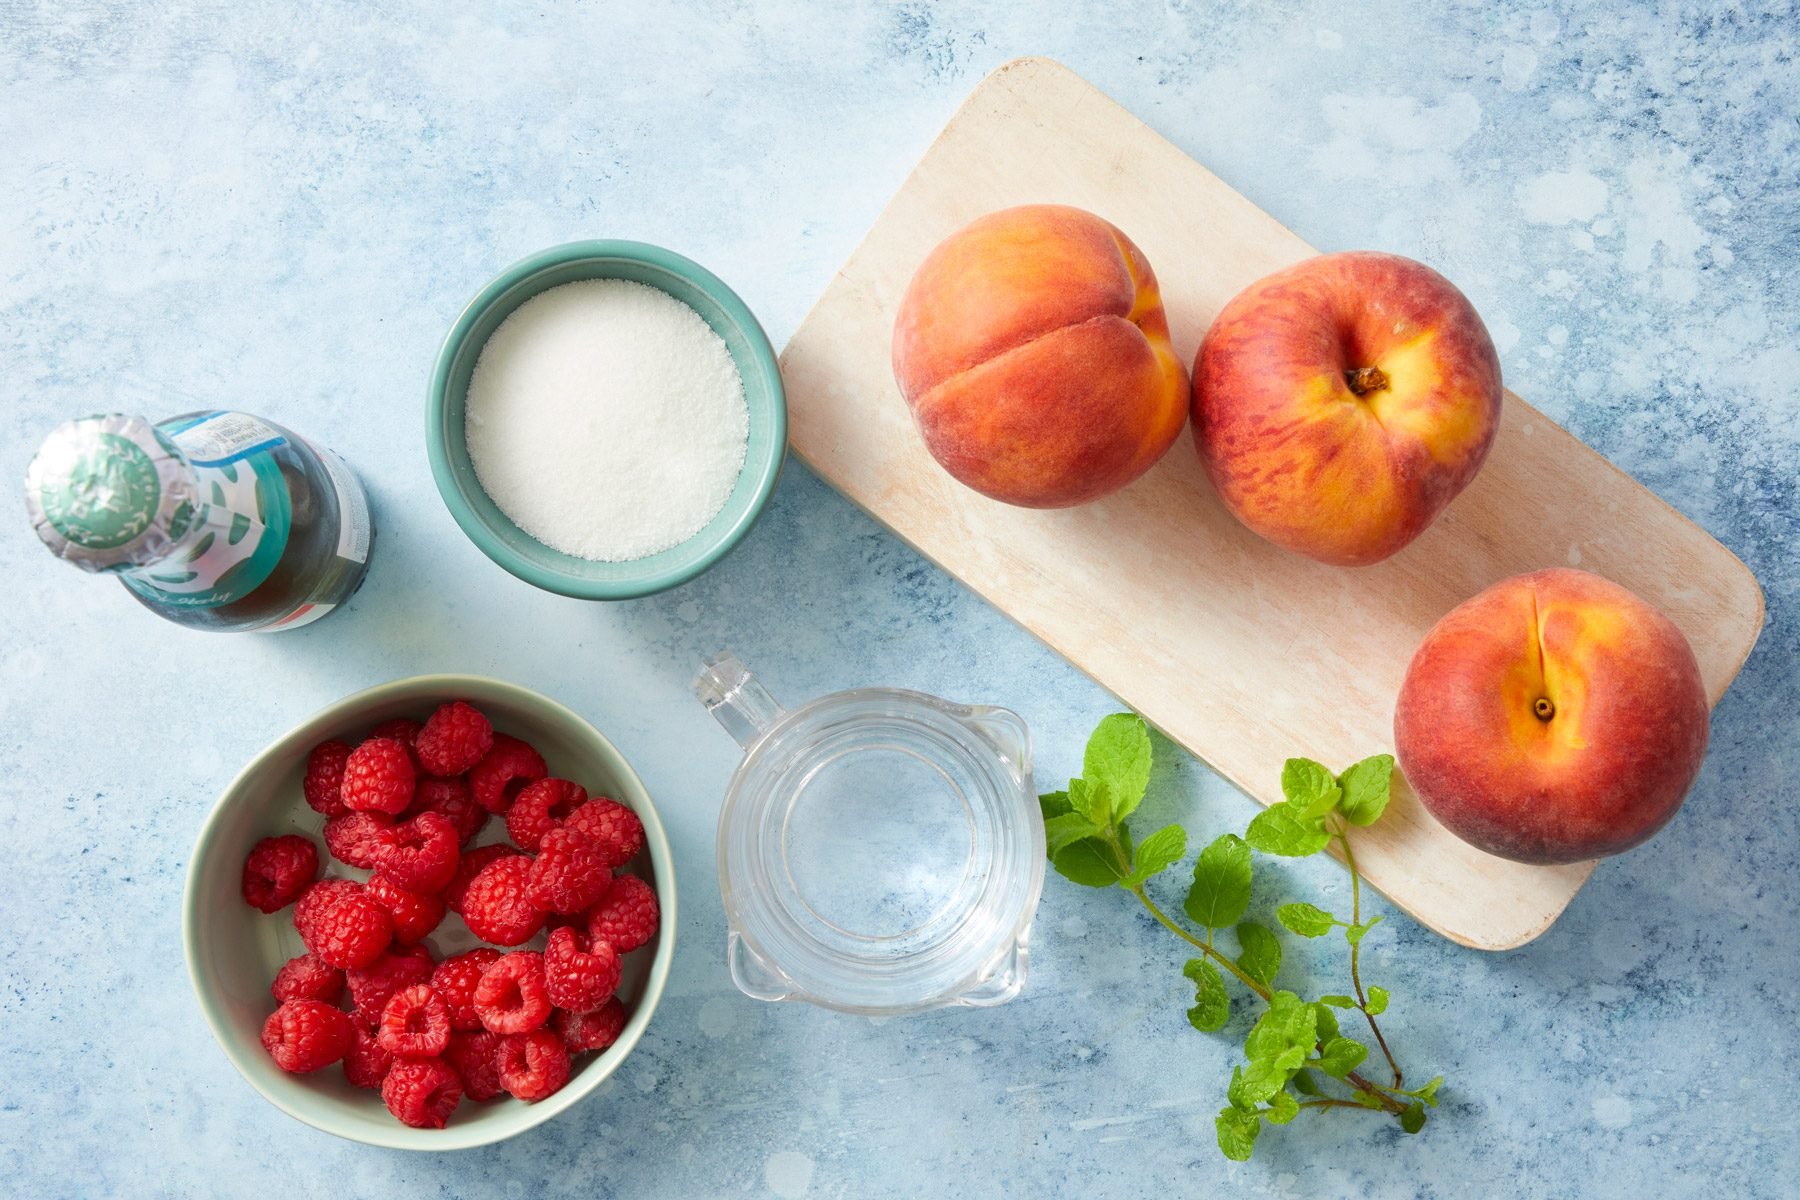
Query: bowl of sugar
[{"left": 427, "top": 240, "right": 787, "bottom": 599}]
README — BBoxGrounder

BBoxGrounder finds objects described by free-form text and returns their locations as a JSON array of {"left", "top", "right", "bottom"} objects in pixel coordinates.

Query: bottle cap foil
[{"left": 24, "top": 414, "right": 202, "bottom": 573}]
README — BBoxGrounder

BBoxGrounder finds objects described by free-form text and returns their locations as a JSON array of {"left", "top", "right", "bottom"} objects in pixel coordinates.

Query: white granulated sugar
[{"left": 465, "top": 278, "right": 749, "bottom": 562}]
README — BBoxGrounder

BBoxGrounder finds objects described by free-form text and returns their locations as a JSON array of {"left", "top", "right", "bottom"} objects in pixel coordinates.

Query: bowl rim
[
  {"left": 180, "top": 673, "right": 679, "bottom": 1151},
  {"left": 425, "top": 239, "right": 788, "bottom": 600}
]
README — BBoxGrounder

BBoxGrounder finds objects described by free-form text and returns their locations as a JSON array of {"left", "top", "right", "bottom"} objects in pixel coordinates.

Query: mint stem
[
  {"left": 1336, "top": 822, "right": 1403, "bottom": 1088},
  {"left": 1130, "top": 867, "right": 1404, "bottom": 1116}
]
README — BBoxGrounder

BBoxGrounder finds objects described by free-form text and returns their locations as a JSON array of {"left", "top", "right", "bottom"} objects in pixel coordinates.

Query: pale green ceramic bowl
[
  {"left": 182, "top": 675, "right": 677, "bottom": 1150},
  {"left": 426, "top": 240, "right": 787, "bottom": 600}
]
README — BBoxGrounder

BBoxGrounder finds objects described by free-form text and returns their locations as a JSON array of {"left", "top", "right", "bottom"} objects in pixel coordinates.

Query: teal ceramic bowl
[
  {"left": 427, "top": 241, "right": 787, "bottom": 599},
  {"left": 182, "top": 676, "right": 677, "bottom": 1150}
]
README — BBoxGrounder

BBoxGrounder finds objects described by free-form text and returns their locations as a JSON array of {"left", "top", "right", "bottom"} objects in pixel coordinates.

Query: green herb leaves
[
  {"left": 1185, "top": 835, "right": 1252, "bottom": 929},
  {"left": 1277, "top": 902, "right": 1336, "bottom": 938},
  {"left": 1235, "top": 923, "right": 1282, "bottom": 988},
  {"left": 1083, "top": 713, "right": 1152, "bottom": 822},
  {"left": 1124, "top": 824, "right": 1187, "bottom": 887},
  {"left": 1336, "top": 754, "right": 1394, "bottom": 826},
  {"left": 1245, "top": 802, "right": 1332, "bottom": 857},
  {"left": 1184, "top": 958, "right": 1230, "bottom": 1032},
  {"left": 1041, "top": 715, "right": 1169, "bottom": 890},
  {"left": 1039, "top": 722, "right": 1444, "bottom": 1160}
]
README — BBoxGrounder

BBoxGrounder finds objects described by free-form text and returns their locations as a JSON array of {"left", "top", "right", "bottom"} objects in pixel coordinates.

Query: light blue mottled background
[{"left": 2, "top": 2, "right": 1796, "bottom": 1197}]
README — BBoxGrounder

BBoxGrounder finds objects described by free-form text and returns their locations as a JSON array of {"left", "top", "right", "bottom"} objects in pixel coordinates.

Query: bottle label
[
  {"left": 312, "top": 444, "right": 371, "bottom": 565},
  {"left": 121, "top": 414, "right": 292, "bottom": 609}
]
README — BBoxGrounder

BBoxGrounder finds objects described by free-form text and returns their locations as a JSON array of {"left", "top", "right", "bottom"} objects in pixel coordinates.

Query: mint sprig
[{"left": 1040, "top": 714, "right": 1446, "bottom": 1161}]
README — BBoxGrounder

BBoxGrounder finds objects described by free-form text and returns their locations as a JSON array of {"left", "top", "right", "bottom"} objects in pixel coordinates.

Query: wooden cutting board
[{"left": 779, "top": 57, "right": 1765, "bottom": 950}]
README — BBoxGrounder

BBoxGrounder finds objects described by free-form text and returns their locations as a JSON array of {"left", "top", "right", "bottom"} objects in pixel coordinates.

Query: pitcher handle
[{"left": 694, "top": 651, "right": 786, "bottom": 751}]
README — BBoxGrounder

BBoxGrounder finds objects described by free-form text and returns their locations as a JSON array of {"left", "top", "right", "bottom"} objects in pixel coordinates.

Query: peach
[
  {"left": 1192, "top": 251, "right": 1502, "bottom": 565},
  {"left": 891, "top": 204, "right": 1189, "bottom": 508},
  {"left": 1393, "top": 568, "right": 1710, "bottom": 864}
]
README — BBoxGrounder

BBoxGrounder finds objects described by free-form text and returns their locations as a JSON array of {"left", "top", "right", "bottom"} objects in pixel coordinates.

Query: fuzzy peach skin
[
  {"left": 1394, "top": 568, "right": 1710, "bottom": 865},
  {"left": 891, "top": 204, "right": 1189, "bottom": 508},
  {"left": 1191, "top": 251, "right": 1502, "bottom": 565}
]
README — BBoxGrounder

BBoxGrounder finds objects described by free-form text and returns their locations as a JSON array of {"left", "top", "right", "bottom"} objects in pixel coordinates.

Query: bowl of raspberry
[{"left": 182, "top": 676, "right": 676, "bottom": 1149}]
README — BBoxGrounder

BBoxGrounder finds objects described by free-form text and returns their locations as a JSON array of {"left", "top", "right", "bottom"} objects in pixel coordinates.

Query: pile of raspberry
[{"left": 241, "top": 700, "right": 660, "bottom": 1130}]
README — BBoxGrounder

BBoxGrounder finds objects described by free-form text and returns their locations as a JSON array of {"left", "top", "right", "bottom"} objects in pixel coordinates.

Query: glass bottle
[{"left": 25, "top": 410, "right": 374, "bottom": 632}]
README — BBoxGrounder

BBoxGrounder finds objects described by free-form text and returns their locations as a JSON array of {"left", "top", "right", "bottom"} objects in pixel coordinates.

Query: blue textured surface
[{"left": 3, "top": 3, "right": 1797, "bottom": 1197}]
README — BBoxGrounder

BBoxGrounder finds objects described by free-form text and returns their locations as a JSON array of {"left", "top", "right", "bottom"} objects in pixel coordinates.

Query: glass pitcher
[{"left": 694, "top": 652, "right": 1044, "bottom": 1015}]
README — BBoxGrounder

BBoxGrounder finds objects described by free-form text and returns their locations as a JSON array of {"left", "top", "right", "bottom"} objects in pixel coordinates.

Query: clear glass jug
[{"left": 694, "top": 652, "right": 1044, "bottom": 1015}]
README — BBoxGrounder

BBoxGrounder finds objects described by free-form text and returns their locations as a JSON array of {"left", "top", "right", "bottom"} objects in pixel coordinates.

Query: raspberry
[
  {"left": 293, "top": 878, "right": 359, "bottom": 939},
  {"left": 415, "top": 700, "right": 493, "bottom": 777},
  {"left": 444, "top": 845, "right": 522, "bottom": 915},
  {"left": 468, "top": 734, "right": 548, "bottom": 814},
  {"left": 406, "top": 775, "right": 487, "bottom": 848},
  {"left": 527, "top": 828, "right": 611, "bottom": 915},
  {"left": 322, "top": 811, "right": 391, "bottom": 870},
  {"left": 431, "top": 948, "right": 503, "bottom": 1031},
  {"left": 370, "top": 811, "right": 460, "bottom": 894},
  {"left": 241, "top": 835, "right": 320, "bottom": 913},
  {"left": 261, "top": 999, "right": 354, "bottom": 1073},
  {"left": 444, "top": 1029, "right": 505, "bottom": 1101},
  {"left": 271, "top": 952, "right": 344, "bottom": 1005},
  {"left": 543, "top": 925, "right": 621, "bottom": 1012},
  {"left": 587, "top": 873, "right": 660, "bottom": 954},
  {"left": 555, "top": 996, "right": 628, "bottom": 1054},
  {"left": 346, "top": 944, "right": 436, "bottom": 1019},
  {"left": 472, "top": 951, "right": 551, "bottom": 1034},
  {"left": 340, "top": 737, "right": 416, "bottom": 815},
  {"left": 302, "top": 740, "right": 353, "bottom": 817},
  {"left": 295, "top": 879, "right": 393, "bottom": 969},
  {"left": 563, "top": 797, "right": 646, "bottom": 869},
  {"left": 342, "top": 1013, "right": 393, "bottom": 1089},
  {"left": 505, "top": 778, "right": 587, "bottom": 853},
  {"left": 496, "top": 1028, "right": 570, "bottom": 1102},
  {"left": 365, "top": 872, "right": 447, "bottom": 945},
  {"left": 379, "top": 984, "right": 452, "bottom": 1058},
  {"left": 381, "top": 1057, "right": 463, "bottom": 1129},
  {"left": 367, "top": 717, "right": 423, "bottom": 762},
  {"left": 460, "top": 856, "right": 545, "bottom": 946}
]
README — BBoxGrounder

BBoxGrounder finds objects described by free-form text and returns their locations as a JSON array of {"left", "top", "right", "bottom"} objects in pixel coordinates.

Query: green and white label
[{"left": 123, "top": 414, "right": 292, "bottom": 608}]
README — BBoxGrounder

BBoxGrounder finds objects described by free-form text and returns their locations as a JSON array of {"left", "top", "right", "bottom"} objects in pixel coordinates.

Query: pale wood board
[{"left": 779, "top": 57, "right": 1765, "bottom": 950}]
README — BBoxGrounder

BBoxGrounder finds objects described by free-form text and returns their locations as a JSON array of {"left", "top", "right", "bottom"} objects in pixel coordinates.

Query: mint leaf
[
  {"left": 1345, "top": 917, "right": 1383, "bottom": 946},
  {"left": 1184, "top": 834, "right": 1252, "bottom": 929},
  {"left": 1277, "top": 902, "right": 1335, "bottom": 937},
  {"left": 1083, "top": 713, "right": 1151, "bottom": 822},
  {"left": 1229, "top": 1060, "right": 1287, "bottom": 1108},
  {"left": 1290, "top": 1068, "right": 1318, "bottom": 1095},
  {"left": 1312, "top": 1002, "right": 1339, "bottom": 1041},
  {"left": 1038, "top": 790, "right": 1072, "bottom": 821},
  {"left": 1401, "top": 1102, "right": 1427, "bottom": 1134},
  {"left": 1244, "top": 991, "right": 1315, "bottom": 1066},
  {"left": 1044, "top": 812, "right": 1102, "bottom": 857},
  {"left": 1315, "top": 1036, "right": 1369, "bottom": 1079},
  {"left": 1067, "top": 776, "right": 1109, "bottom": 828},
  {"left": 1245, "top": 803, "right": 1332, "bottom": 857},
  {"left": 1184, "top": 958, "right": 1230, "bottom": 1032},
  {"left": 1351, "top": 1089, "right": 1388, "bottom": 1110},
  {"left": 1365, "top": 985, "right": 1389, "bottom": 1015},
  {"left": 1050, "top": 839, "right": 1122, "bottom": 888},
  {"left": 1236, "top": 922, "right": 1281, "bottom": 988},
  {"left": 1215, "top": 1106, "right": 1259, "bottom": 1161},
  {"left": 1317, "top": 994, "right": 1355, "bottom": 1008},
  {"left": 1337, "top": 754, "right": 1394, "bottom": 826},
  {"left": 1123, "top": 823, "right": 1186, "bottom": 886},
  {"left": 1411, "top": 1076, "right": 1444, "bottom": 1107},
  {"left": 1266, "top": 1090, "right": 1299, "bottom": 1125},
  {"left": 1280, "top": 758, "right": 1337, "bottom": 807}
]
